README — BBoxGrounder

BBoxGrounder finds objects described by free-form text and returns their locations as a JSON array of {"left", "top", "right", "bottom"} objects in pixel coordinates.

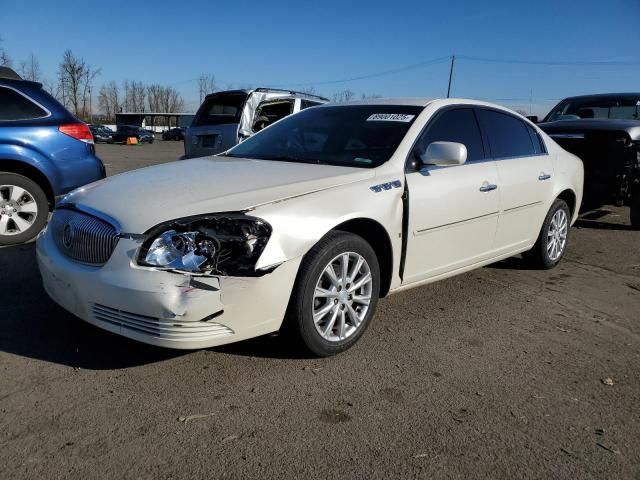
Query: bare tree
[
  {"left": 0, "top": 35, "right": 11, "bottom": 67},
  {"left": 332, "top": 90, "right": 355, "bottom": 103},
  {"left": 18, "top": 53, "right": 42, "bottom": 82},
  {"left": 198, "top": 74, "right": 216, "bottom": 104},
  {"left": 57, "top": 50, "right": 100, "bottom": 119},
  {"left": 122, "top": 80, "right": 146, "bottom": 112},
  {"left": 98, "top": 81, "right": 120, "bottom": 121}
]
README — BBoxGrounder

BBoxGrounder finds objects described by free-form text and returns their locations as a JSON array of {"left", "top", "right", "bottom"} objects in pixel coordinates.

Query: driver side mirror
[
  {"left": 420, "top": 141, "right": 467, "bottom": 166},
  {"left": 526, "top": 115, "right": 539, "bottom": 123}
]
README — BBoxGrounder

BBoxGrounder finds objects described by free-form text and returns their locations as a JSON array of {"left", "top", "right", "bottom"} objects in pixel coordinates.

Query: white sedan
[{"left": 37, "top": 99, "right": 583, "bottom": 356}]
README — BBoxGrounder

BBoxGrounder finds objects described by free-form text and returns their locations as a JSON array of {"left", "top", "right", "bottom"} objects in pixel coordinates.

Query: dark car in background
[
  {"left": 184, "top": 88, "right": 328, "bottom": 158},
  {"left": 0, "top": 67, "right": 105, "bottom": 245},
  {"left": 112, "top": 125, "right": 155, "bottom": 144},
  {"left": 162, "top": 127, "right": 185, "bottom": 141},
  {"left": 88, "top": 124, "right": 114, "bottom": 143},
  {"left": 537, "top": 93, "right": 640, "bottom": 227}
]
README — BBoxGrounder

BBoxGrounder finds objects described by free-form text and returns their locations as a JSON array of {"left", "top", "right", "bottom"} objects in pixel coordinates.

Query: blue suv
[{"left": 0, "top": 67, "right": 105, "bottom": 245}]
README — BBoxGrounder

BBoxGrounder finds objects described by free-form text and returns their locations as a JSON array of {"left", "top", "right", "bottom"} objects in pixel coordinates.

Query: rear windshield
[
  {"left": 546, "top": 96, "right": 640, "bottom": 122},
  {"left": 193, "top": 92, "right": 248, "bottom": 126},
  {"left": 226, "top": 105, "right": 423, "bottom": 168}
]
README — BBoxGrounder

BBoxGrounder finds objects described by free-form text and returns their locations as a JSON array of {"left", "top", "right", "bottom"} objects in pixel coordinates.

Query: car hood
[
  {"left": 539, "top": 119, "right": 640, "bottom": 141},
  {"left": 61, "top": 156, "right": 375, "bottom": 232}
]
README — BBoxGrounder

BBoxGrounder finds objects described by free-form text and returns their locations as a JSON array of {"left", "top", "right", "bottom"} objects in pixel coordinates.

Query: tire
[
  {"left": 630, "top": 193, "right": 640, "bottom": 229},
  {"left": 284, "top": 231, "right": 380, "bottom": 357},
  {"left": 0, "top": 173, "right": 49, "bottom": 246},
  {"left": 523, "top": 198, "right": 571, "bottom": 269}
]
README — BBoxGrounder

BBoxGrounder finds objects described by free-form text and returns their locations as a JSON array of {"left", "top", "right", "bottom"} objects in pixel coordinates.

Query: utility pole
[{"left": 447, "top": 55, "right": 455, "bottom": 98}]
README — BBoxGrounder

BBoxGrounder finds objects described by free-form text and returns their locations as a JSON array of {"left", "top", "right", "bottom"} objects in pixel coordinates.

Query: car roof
[
  {"left": 318, "top": 97, "right": 522, "bottom": 111},
  {"left": 205, "top": 88, "right": 329, "bottom": 102},
  {"left": 557, "top": 93, "right": 640, "bottom": 102}
]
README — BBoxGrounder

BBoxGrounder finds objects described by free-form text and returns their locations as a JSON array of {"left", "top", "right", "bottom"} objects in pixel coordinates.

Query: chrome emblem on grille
[{"left": 62, "top": 223, "right": 75, "bottom": 249}]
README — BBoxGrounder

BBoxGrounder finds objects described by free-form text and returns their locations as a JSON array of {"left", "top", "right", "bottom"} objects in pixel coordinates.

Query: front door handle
[
  {"left": 538, "top": 173, "right": 552, "bottom": 181},
  {"left": 479, "top": 182, "right": 498, "bottom": 192}
]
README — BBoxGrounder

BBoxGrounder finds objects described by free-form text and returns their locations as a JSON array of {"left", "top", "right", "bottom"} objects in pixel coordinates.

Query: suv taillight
[{"left": 59, "top": 123, "right": 94, "bottom": 144}]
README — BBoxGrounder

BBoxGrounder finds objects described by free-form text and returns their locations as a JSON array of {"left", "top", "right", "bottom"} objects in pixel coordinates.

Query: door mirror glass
[{"left": 420, "top": 141, "right": 467, "bottom": 166}]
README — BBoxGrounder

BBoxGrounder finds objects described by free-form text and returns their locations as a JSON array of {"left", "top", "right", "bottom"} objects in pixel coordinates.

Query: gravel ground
[{"left": 1, "top": 140, "right": 639, "bottom": 479}]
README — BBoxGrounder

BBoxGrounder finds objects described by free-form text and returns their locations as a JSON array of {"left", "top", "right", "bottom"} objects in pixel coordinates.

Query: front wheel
[
  {"left": 284, "top": 231, "right": 380, "bottom": 357},
  {"left": 0, "top": 173, "right": 49, "bottom": 246},
  {"left": 523, "top": 198, "right": 571, "bottom": 269}
]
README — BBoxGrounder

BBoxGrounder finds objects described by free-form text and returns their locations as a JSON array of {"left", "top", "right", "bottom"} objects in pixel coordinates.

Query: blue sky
[{"left": 1, "top": 0, "right": 639, "bottom": 115}]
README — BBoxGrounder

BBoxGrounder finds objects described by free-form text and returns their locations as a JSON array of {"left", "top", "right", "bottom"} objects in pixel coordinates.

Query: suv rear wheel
[{"left": 0, "top": 173, "right": 48, "bottom": 246}]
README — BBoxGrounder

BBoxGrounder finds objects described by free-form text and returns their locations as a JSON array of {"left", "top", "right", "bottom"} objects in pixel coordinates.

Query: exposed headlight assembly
[{"left": 137, "top": 214, "right": 272, "bottom": 276}]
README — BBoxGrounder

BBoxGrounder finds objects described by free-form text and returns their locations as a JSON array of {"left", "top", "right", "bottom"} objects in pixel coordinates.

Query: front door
[{"left": 402, "top": 108, "right": 500, "bottom": 284}]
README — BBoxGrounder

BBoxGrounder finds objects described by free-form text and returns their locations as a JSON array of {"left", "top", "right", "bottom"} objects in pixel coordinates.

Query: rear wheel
[
  {"left": 523, "top": 198, "right": 571, "bottom": 269},
  {"left": 0, "top": 173, "right": 49, "bottom": 246},
  {"left": 284, "top": 231, "right": 380, "bottom": 357}
]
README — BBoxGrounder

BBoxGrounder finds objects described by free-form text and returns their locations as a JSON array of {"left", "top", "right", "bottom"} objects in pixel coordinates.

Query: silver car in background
[{"left": 183, "top": 88, "right": 328, "bottom": 158}]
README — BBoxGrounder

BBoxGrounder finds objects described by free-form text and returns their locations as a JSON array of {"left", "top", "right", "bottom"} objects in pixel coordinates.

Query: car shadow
[
  {"left": 0, "top": 243, "right": 184, "bottom": 370},
  {"left": 485, "top": 256, "right": 540, "bottom": 271},
  {"left": 574, "top": 219, "right": 636, "bottom": 231}
]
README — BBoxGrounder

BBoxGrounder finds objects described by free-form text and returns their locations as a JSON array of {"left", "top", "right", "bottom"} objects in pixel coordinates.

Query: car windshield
[
  {"left": 226, "top": 105, "right": 422, "bottom": 168},
  {"left": 546, "top": 96, "right": 640, "bottom": 122}
]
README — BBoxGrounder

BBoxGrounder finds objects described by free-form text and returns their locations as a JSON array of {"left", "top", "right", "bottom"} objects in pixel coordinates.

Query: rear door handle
[
  {"left": 479, "top": 183, "right": 498, "bottom": 192},
  {"left": 538, "top": 173, "right": 551, "bottom": 181}
]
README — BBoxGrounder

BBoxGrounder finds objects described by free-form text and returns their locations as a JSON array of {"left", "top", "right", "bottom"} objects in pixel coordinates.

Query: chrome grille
[
  {"left": 51, "top": 208, "right": 119, "bottom": 265},
  {"left": 92, "top": 304, "right": 233, "bottom": 340}
]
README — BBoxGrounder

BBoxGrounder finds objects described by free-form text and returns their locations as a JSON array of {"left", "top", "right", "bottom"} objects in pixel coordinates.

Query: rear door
[
  {"left": 186, "top": 92, "right": 248, "bottom": 157},
  {"left": 475, "top": 108, "right": 554, "bottom": 252},
  {"left": 403, "top": 107, "right": 500, "bottom": 284}
]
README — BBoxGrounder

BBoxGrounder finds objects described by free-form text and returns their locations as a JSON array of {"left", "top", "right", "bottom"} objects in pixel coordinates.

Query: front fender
[{"left": 252, "top": 179, "right": 404, "bottom": 273}]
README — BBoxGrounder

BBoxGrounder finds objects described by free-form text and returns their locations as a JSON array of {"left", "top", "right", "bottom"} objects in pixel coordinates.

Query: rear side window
[
  {"left": 0, "top": 87, "right": 48, "bottom": 121},
  {"left": 527, "top": 124, "right": 547, "bottom": 155},
  {"left": 476, "top": 109, "right": 535, "bottom": 158},
  {"left": 252, "top": 100, "right": 293, "bottom": 132},
  {"left": 414, "top": 108, "right": 485, "bottom": 161},
  {"left": 193, "top": 93, "right": 248, "bottom": 126}
]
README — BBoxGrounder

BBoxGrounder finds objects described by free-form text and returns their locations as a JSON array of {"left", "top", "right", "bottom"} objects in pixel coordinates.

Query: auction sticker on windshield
[{"left": 367, "top": 113, "right": 415, "bottom": 122}]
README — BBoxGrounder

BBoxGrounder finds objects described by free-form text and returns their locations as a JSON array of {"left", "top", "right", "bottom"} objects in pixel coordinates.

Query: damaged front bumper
[{"left": 36, "top": 228, "right": 301, "bottom": 349}]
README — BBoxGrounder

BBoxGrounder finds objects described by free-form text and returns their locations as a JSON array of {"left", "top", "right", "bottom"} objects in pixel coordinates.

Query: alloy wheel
[
  {"left": 547, "top": 209, "right": 568, "bottom": 261},
  {"left": 312, "top": 252, "right": 373, "bottom": 342},
  {"left": 0, "top": 184, "right": 39, "bottom": 236}
]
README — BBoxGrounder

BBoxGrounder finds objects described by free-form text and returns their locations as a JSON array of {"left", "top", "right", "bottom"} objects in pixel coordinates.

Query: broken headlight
[{"left": 137, "top": 214, "right": 272, "bottom": 276}]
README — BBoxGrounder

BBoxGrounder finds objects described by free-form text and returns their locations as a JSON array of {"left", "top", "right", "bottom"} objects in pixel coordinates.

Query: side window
[
  {"left": 252, "top": 100, "right": 294, "bottom": 132},
  {"left": 527, "top": 124, "right": 547, "bottom": 155},
  {"left": 414, "top": 108, "right": 485, "bottom": 162},
  {"left": 476, "top": 109, "right": 536, "bottom": 158},
  {"left": 0, "top": 87, "right": 48, "bottom": 121},
  {"left": 300, "top": 100, "right": 323, "bottom": 110}
]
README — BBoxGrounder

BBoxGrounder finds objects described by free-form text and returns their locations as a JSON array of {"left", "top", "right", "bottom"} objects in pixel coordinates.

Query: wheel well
[
  {"left": 557, "top": 189, "right": 577, "bottom": 217},
  {"left": 0, "top": 160, "right": 55, "bottom": 210},
  {"left": 332, "top": 218, "right": 393, "bottom": 298}
]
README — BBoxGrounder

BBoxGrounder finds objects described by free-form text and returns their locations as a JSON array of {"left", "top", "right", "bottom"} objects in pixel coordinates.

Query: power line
[
  {"left": 270, "top": 56, "right": 451, "bottom": 87},
  {"left": 457, "top": 55, "right": 640, "bottom": 67}
]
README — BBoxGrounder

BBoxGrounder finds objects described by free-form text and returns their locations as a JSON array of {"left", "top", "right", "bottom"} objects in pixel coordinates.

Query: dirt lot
[{"left": 1, "top": 140, "right": 639, "bottom": 479}]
